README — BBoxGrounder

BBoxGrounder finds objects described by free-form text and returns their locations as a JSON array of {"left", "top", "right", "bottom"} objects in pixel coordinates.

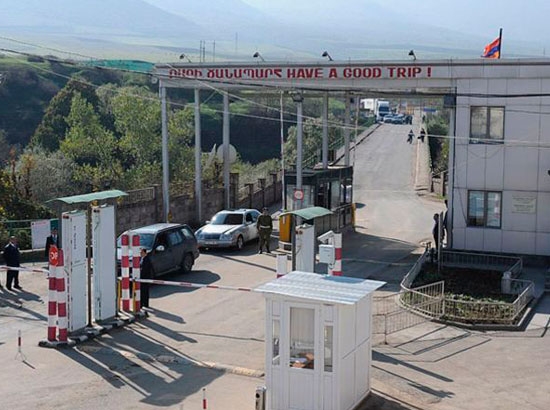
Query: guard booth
[
  {"left": 284, "top": 165, "right": 353, "bottom": 212},
  {"left": 283, "top": 166, "right": 353, "bottom": 239},
  {"left": 257, "top": 271, "right": 385, "bottom": 410}
]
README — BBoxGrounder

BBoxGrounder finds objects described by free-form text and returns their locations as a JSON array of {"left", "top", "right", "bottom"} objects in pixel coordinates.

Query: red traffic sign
[
  {"left": 293, "top": 189, "right": 304, "bottom": 201},
  {"left": 49, "top": 245, "right": 59, "bottom": 266}
]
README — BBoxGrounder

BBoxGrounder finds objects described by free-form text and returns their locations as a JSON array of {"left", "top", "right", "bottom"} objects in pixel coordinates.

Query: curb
[{"left": 38, "top": 311, "right": 147, "bottom": 348}]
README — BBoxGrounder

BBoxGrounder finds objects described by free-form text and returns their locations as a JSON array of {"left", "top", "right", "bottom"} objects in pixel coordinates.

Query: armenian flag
[{"left": 482, "top": 29, "right": 502, "bottom": 59}]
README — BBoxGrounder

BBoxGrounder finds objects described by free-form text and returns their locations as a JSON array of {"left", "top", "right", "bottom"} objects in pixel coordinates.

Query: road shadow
[
  {"left": 60, "top": 326, "right": 223, "bottom": 407},
  {"left": 357, "top": 390, "right": 425, "bottom": 410},
  {"left": 373, "top": 350, "right": 453, "bottom": 383},
  {"left": 151, "top": 270, "right": 221, "bottom": 298}
]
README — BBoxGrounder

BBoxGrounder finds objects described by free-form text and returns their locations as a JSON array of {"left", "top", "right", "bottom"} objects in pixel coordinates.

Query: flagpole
[{"left": 498, "top": 28, "right": 503, "bottom": 59}]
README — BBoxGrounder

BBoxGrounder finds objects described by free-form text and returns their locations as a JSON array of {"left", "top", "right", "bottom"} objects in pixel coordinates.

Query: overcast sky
[{"left": 242, "top": 0, "right": 550, "bottom": 50}]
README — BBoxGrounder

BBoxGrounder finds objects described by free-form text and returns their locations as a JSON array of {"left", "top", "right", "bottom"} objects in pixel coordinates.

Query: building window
[
  {"left": 468, "top": 191, "right": 502, "bottom": 228},
  {"left": 470, "top": 106, "right": 504, "bottom": 143},
  {"left": 289, "top": 307, "right": 315, "bottom": 369},
  {"left": 272, "top": 319, "right": 280, "bottom": 365}
]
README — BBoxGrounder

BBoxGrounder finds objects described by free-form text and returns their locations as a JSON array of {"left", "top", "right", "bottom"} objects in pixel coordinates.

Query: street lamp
[
  {"left": 408, "top": 49, "right": 417, "bottom": 60},
  {"left": 253, "top": 51, "right": 265, "bottom": 62},
  {"left": 179, "top": 53, "right": 192, "bottom": 62},
  {"left": 322, "top": 51, "right": 333, "bottom": 61}
]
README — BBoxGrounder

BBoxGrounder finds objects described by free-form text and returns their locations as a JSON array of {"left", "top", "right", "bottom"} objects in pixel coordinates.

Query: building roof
[
  {"left": 255, "top": 271, "right": 385, "bottom": 305},
  {"left": 50, "top": 190, "right": 127, "bottom": 204},
  {"left": 280, "top": 206, "right": 332, "bottom": 220}
]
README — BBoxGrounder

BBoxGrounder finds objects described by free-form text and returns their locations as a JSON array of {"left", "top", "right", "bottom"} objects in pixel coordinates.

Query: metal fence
[
  {"left": 440, "top": 250, "right": 523, "bottom": 278},
  {"left": 373, "top": 281, "right": 445, "bottom": 343}
]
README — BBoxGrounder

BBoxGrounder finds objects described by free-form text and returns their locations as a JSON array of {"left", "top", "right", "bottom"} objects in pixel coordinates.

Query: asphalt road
[{"left": 0, "top": 121, "right": 448, "bottom": 409}]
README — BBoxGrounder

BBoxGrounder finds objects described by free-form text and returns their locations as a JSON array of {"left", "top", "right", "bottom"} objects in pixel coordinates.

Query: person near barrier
[
  {"left": 257, "top": 207, "right": 273, "bottom": 254},
  {"left": 44, "top": 227, "right": 59, "bottom": 259},
  {"left": 140, "top": 248, "right": 153, "bottom": 308},
  {"left": 3, "top": 236, "right": 21, "bottom": 291}
]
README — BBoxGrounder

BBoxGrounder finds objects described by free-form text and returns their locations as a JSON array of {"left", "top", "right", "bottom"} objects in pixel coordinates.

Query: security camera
[{"left": 317, "top": 230, "right": 335, "bottom": 243}]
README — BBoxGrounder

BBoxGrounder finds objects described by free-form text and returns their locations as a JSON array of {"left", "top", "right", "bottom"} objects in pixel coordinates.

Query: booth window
[
  {"left": 467, "top": 190, "right": 502, "bottom": 228},
  {"left": 324, "top": 325, "right": 333, "bottom": 372},
  {"left": 470, "top": 106, "right": 504, "bottom": 144},
  {"left": 272, "top": 319, "right": 280, "bottom": 365},
  {"left": 289, "top": 307, "right": 315, "bottom": 369}
]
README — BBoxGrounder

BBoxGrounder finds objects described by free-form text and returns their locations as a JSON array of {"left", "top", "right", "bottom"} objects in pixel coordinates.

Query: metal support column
[
  {"left": 160, "top": 82, "right": 170, "bottom": 222},
  {"left": 322, "top": 92, "right": 329, "bottom": 168},
  {"left": 295, "top": 93, "right": 304, "bottom": 209},
  {"left": 344, "top": 93, "right": 351, "bottom": 167},
  {"left": 447, "top": 104, "right": 456, "bottom": 248},
  {"left": 223, "top": 91, "right": 231, "bottom": 208},
  {"left": 194, "top": 88, "right": 202, "bottom": 223}
]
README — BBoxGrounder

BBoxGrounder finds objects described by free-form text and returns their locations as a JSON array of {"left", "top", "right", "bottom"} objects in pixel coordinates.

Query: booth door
[{"left": 285, "top": 304, "right": 322, "bottom": 410}]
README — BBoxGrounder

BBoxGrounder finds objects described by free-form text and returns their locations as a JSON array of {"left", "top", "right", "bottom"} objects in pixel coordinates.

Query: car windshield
[
  {"left": 116, "top": 233, "right": 155, "bottom": 249},
  {"left": 211, "top": 213, "right": 243, "bottom": 225}
]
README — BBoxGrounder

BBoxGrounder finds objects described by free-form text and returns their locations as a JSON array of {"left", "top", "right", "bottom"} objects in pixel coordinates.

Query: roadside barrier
[
  {"left": 56, "top": 249, "right": 67, "bottom": 342},
  {"left": 328, "top": 233, "right": 343, "bottom": 276},
  {"left": 120, "top": 234, "right": 130, "bottom": 312},
  {"left": 276, "top": 254, "right": 288, "bottom": 278},
  {"left": 47, "top": 265, "right": 57, "bottom": 342},
  {"left": 202, "top": 388, "right": 207, "bottom": 409},
  {"left": 133, "top": 278, "right": 254, "bottom": 293},
  {"left": 0, "top": 266, "right": 49, "bottom": 275},
  {"left": 15, "top": 329, "right": 26, "bottom": 361},
  {"left": 131, "top": 234, "right": 141, "bottom": 312}
]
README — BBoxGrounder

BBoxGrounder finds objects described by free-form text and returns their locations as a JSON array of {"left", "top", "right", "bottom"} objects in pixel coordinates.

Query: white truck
[{"left": 375, "top": 100, "right": 391, "bottom": 122}]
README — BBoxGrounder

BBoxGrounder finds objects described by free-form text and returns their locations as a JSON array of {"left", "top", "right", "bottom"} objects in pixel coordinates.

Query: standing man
[
  {"left": 140, "top": 248, "right": 153, "bottom": 309},
  {"left": 257, "top": 207, "right": 273, "bottom": 254},
  {"left": 44, "top": 227, "right": 59, "bottom": 259},
  {"left": 432, "top": 213, "right": 444, "bottom": 252},
  {"left": 3, "top": 236, "right": 21, "bottom": 291}
]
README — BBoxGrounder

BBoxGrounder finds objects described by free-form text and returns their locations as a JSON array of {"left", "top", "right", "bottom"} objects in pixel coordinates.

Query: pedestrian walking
[
  {"left": 140, "top": 248, "right": 153, "bottom": 308},
  {"left": 44, "top": 227, "right": 59, "bottom": 259},
  {"left": 257, "top": 207, "right": 273, "bottom": 254},
  {"left": 407, "top": 129, "right": 414, "bottom": 144},
  {"left": 3, "top": 236, "right": 21, "bottom": 291},
  {"left": 419, "top": 128, "right": 426, "bottom": 143}
]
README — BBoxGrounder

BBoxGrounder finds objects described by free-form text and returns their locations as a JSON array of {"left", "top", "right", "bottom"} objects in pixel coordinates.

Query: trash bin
[{"left": 279, "top": 214, "right": 291, "bottom": 243}]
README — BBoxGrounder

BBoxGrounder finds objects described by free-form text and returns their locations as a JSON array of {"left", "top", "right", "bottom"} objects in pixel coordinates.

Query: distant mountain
[{"left": 0, "top": 0, "right": 204, "bottom": 40}]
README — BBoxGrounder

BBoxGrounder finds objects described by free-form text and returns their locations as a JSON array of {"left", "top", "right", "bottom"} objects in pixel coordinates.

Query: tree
[
  {"left": 61, "top": 93, "right": 122, "bottom": 190},
  {"left": 31, "top": 77, "right": 101, "bottom": 151},
  {"left": 284, "top": 114, "right": 343, "bottom": 168}
]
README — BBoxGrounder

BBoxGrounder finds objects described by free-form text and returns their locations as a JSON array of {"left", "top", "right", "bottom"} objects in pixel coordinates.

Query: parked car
[
  {"left": 383, "top": 115, "right": 395, "bottom": 123},
  {"left": 195, "top": 209, "right": 261, "bottom": 250},
  {"left": 116, "top": 223, "right": 199, "bottom": 277},
  {"left": 391, "top": 114, "right": 405, "bottom": 124}
]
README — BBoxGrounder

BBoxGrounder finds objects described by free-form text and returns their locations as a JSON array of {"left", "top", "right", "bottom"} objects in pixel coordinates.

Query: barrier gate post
[
  {"left": 120, "top": 234, "right": 130, "bottom": 312},
  {"left": 131, "top": 234, "right": 141, "bottom": 312}
]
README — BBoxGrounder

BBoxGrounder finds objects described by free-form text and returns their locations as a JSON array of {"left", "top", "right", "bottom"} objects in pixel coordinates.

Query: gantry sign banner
[{"left": 153, "top": 59, "right": 550, "bottom": 91}]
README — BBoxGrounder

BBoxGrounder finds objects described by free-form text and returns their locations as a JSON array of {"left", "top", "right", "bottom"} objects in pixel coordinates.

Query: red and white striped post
[
  {"left": 276, "top": 254, "right": 288, "bottom": 278},
  {"left": 202, "top": 388, "right": 207, "bottom": 409},
  {"left": 328, "top": 233, "right": 343, "bottom": 276},
  {"left": 56, "top": 249, "right": 68, "bottom": 342},
  {"left": 121, "top": 234, "right": 131, "bottom": 312},
  {"left": 131, "top": 234, "right": 141, "bottom": 312},
  {"left": 47, "top": 258, "right": 58, "bottom": 342}
]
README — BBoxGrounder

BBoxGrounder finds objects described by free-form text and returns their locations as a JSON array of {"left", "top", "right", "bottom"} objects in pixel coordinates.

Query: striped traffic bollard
[
  {"left": 47, "top": 263, "right": 57, "bottom": 342},
  {"left": 333, "top": 233, "right": 343, "bottom": 276},
  {"left": 131, "top": 234, "right": 141, "bottom": 312},
  {"left": 56, "top": 249, "right": 68, "bottom": 342},
  {"left": 276, "top": 254, "right": 288, "bottom": 278},
  {"left": 202, "top": 388, "right": 207, "bottom": 409},
  {"left": 121, "top": 234, "right": 130, "bottom": 312}
]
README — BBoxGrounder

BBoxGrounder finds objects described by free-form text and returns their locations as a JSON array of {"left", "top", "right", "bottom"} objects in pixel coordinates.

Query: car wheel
[
  {"left": 182, "top": 253, "right": 194, "bottom": 273},
  {"left": 236, "top": 235, "right": 244, "bottom": 250}
]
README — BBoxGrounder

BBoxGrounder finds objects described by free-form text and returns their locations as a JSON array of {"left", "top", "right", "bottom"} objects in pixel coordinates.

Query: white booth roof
[{"left": 256, "top": 271, "right": 385, "bottom": 305}]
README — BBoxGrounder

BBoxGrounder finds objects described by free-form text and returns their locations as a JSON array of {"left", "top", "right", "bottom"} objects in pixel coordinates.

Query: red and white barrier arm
[
  {"left": 0, "top": 266, "right": 50, "bottom": 274},
  {"left": 134, "top": 278, "right": 254, "bottom": 293}
]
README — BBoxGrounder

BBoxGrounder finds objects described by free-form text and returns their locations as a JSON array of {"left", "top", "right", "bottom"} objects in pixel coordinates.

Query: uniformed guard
[{"left": 256, "top": 207, "right": 273, "bottom": 254}]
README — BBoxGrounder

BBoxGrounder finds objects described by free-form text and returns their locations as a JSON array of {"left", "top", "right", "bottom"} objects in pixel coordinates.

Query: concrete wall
[
  {"left": 116, "top": 175, "right": 282, "bottom": 234},
  {"left": 451, "top": 78, "right": 550, "bottom": 256}
]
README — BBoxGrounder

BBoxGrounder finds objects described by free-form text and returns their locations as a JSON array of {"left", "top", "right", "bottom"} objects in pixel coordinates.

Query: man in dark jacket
[
  {"left": 140, "top": 248, "right": 153, "bottom": 308},
  {"left": 44, "top": 228, "right": 59, "bottom": 259},
  {"left": 256, "top": 207, "right": 273, "bottom": 254},
  {"left": 3, "top": 236, "right": 21, "bottom": 290}
]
